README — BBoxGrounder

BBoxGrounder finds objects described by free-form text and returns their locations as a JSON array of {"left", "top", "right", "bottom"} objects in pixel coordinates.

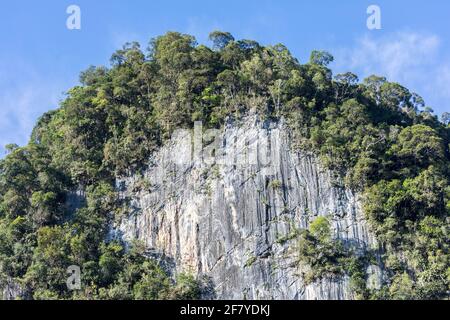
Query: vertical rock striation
[{"left": 114, "top": 115, "right": 379, "bottom": 300}]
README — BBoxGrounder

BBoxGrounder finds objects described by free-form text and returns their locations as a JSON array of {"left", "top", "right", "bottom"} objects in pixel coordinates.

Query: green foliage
[
  {"left": 209, "top": 31, "right": 235, "bottom": 51},
  {"left": 168, "top": 273, "right": 202, "bottom": 300},
  {"left": 297, "top": 217, "right": 374, "bottom": 299},
  {"left": 297, "top": 217, "right": 346, "bottom": 284},
  {"left": 268, "top": 179, "right": 283, "bottom": 190},
  {"left": 309, "top": 50, "right": 334, "bottom": 67},
  {"left": 244, "top": 256, "right": 257, "bottom": 268},
  {"left": 388, "top": 125, "right": 445, "bottom": 175},
  {"left": 308, "top": 216, "right": 331, "bottom": 242},
  {"left": 389, "top": 272, "right": 416, "bottom": 300}
]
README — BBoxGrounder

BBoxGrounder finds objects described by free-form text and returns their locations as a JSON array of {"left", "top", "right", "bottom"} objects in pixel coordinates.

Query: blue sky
[{"left": 1, "top": 0, "right": 450, "bottom": 155}]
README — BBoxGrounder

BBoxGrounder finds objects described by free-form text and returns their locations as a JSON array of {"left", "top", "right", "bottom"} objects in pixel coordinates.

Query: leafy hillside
[{"left": 0, "top": 31, "right": 449, "bottom": 300}]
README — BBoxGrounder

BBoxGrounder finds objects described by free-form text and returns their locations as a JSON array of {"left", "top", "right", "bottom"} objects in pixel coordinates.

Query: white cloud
[
  {"left": 336, "top": 32, "right": 440, "bottom": 82},
  {"left": 334, "top": 31, "right": 450, "bottom": 115},
  {"left": 0, "top": 61, "right": 62, "bottom": 156},
  {"left": 434, "top": 64, "right": 450, "bottom": 99}
]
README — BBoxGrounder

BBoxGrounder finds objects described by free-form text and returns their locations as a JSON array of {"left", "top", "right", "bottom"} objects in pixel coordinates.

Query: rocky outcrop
[
  {"left": 1, "top": 278, "right": 23, "bottom": 300},
  {"left": 113, "top": 115, "right": 380, "bottom": 300}
]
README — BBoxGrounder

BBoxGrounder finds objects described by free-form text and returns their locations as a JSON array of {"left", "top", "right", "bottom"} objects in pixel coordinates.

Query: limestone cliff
[{"left": 113, "top": 115, "right": 381, "bottom": 300}]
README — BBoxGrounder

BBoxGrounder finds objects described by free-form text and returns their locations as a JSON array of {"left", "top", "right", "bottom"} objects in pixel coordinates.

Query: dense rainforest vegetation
[{"left": 0, "top": 31, "right": 449, "bottom": 300}]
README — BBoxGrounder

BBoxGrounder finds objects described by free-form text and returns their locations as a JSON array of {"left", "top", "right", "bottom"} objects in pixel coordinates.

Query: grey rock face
[
  {"left": 114, "top": 115, "right": 379, "bottom": 300},
  {"left": 1, "top": 278, "right": 23, "bottom": 300}
]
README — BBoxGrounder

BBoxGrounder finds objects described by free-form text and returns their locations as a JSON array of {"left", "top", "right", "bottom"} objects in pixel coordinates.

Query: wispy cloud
[
  {"left": 0, "top": 60, "right": 62, "bottom": 156},
  {"left": 343, "top": 32, "right": 439, "bottom": 81},
  {"left": 184, "top": 16, "right": 223, "bottom": 44},
  {"left": 334, "top": 31, "right": 449, "bottom": 115},
  {"left": 434, "top": 64, "right": 450, "bottom": 99},
  {"left": 110, "top": 30, "right": 147, "bottom": 50}
]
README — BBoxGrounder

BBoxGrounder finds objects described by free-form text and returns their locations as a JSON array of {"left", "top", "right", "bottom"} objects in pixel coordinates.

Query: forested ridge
[{"left": 0, "top": 31, "right": 449, "bottom": 300}]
